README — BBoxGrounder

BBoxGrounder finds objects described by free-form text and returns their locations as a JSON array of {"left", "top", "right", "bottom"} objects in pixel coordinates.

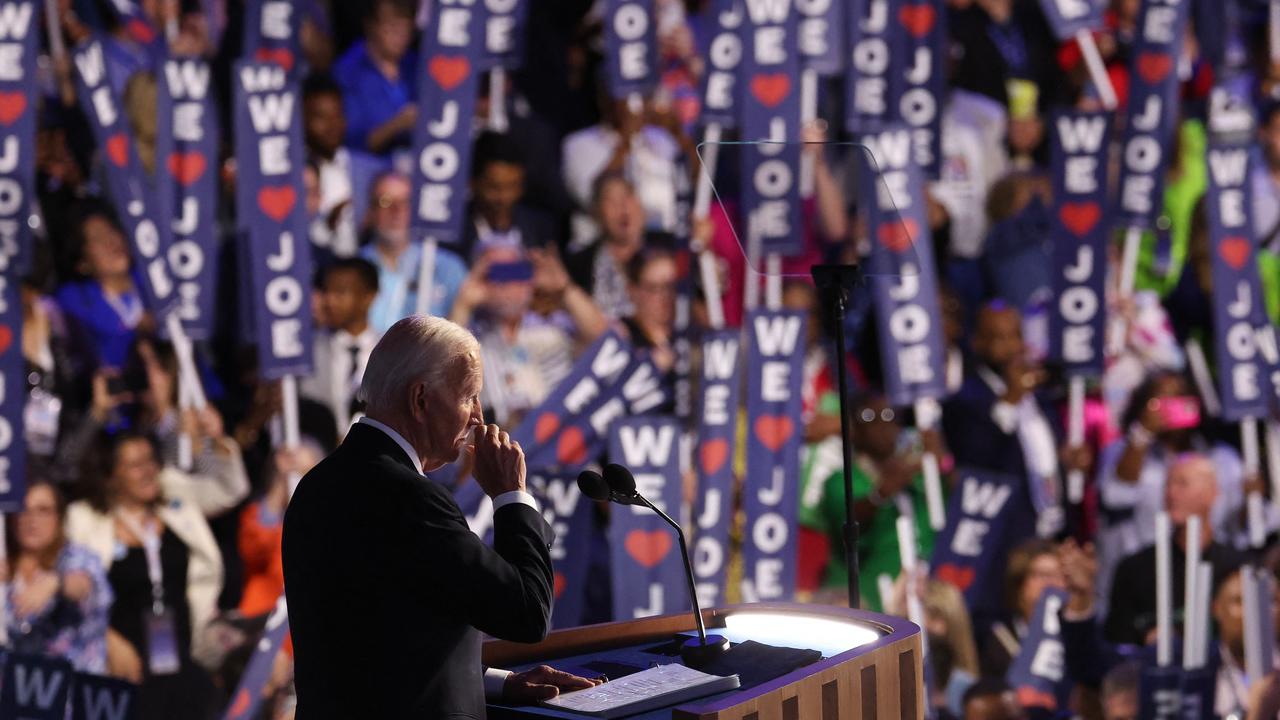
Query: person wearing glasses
[
  {"left": 3, "top": 480, "right": 113, "bottom": 672},
  {"left": 359, "top": 172, "right": 468, "bottom": 332}
]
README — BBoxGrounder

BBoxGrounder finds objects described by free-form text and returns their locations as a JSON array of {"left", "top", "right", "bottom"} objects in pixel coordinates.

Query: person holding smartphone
[{"left": 1093, "top": 370, "right": 1250, "bottom": 613}]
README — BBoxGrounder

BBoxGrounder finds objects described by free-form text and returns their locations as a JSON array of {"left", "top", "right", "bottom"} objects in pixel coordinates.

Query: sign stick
[
  {"left": 1195, "top": 561, "right": 1212, "bottom": 668},
  {"left": 764, "top": 253, "right": 782, "bottom": 310},
  {"left": 1074, "top": 30, "right": 1117, "bottom": 110},
  {"left": 1244, "top": 566, "right": 1265, "bottom": 681},
  {"left": 896, "top": 516, "right": 925, "bottom": 629},
  {"left": 177, "top": 378, "right": 194, "bottom": 471},
  {"left": 743, "top": 223, "right": 762, "bottom": 311},
  {"left": 415, "top": 237, "right": 439, "bottom": 317},
  {"left": 914, "top": 397, "right": 946, "bottom": 530},
  {"left": 489, "top": 68, "right": 508, "bottom": 132},
  {"left": 1184, "top": 338, "right": 1222, "bottom": 417},
  {"left": 1271, "top": 0, "right": 1280, "bottom": 63},
  {"left": 1067, "top": 376, "right": 1086, "bottom": 504},
  {"left": 1182, "top": 514, "right": 1201, "bottom": 669},
  {"left": 799, "top": 68, "right": 818, "bottom": 198},
  {"left": 1267, "top": 419, "right": 1280, "bottom": 509},
  {"left": 282, "top": 374, "right": 302, "bottom": 495},
  {"left": 1107, "top": 226, "right": 1145, "bottom": 355},
  {"left": 1155, "top": 510, "right": 1173, "bottom": 666},
  {"left": 694, "top": 123, "right": 726, "bottom": 329},
  {"left": 45, "top": 0, "right": 66, "bottom": 62},
  {"left": 0, "top": 513, "right": 8, "bottom": 645},
  {"left": 1244, "top": 416, "right": 1267, "bottom": 547}
]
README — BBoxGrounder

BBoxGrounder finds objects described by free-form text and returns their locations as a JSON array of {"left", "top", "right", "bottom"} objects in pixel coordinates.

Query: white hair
[{"left": 359, "top": 315, "right": 480, "bottom": 415}]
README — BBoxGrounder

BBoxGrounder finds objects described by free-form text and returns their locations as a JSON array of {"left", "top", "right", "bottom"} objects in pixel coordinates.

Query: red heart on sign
[
  {"left": 1136, "top": 52, "right": 1173, "bottom": 85},
  {"left": 700, "top": 438, "right": 729, "bottom": 476},
  {"left": 534, "top": 412, "right": 560, "bottom": 444},
  {"left": 0, "top": 325, "right": 13, "bottom": 355},
  {"left": 254, "top": 47, "right": 295, "bottom": 72},
  {"left": 553, "top": 572, "right": 566, "bottom": 599},
  {"left": 1058, "top": 202, "right": 1101, "bottom": 237},
  {"left": 936, "top": 563, "right": 976, "bottom": 591},
  {"left": 429, "top": 56, "right": 471, "bottom": 91},
  {"left": 876, "top": 218, "right": 918, "bottom": 253},
  {"left": 754, "top": 415, "right": 794, "bottom": 452},
  {"left": 167, "top": 152, "right": 207, "bottom": 187},
  {"left": 1218, "top": 236, "right": 1251, "bottom": 270},
  {"left": 0, "top": 92, "right": 26, "bottom": 126},
  {"left": 257, "top": 185, "right": 297, "bottom": 222},
  {"left": 625, "top": 529, "right": 672, "bottom": 569},
  {"left": 557, "top": 426, "right": 588, "bottom": 466},
  {"left": 126, "top": 18, "right": 156, "bottom": 45},
  {"left": 1016, "top": 687, "right": 1058, "bottom": 711},
  {"left": 898, "top": 4, "right": 936, "bottom": 37},
  {"left": 105, "top": 133, "right": 129, "bottom": 168},
  {"left": 750, "top": 73, "right": 791, "bottom": 108}
]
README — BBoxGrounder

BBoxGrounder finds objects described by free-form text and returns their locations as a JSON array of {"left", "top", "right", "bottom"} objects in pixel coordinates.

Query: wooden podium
[{"left": 484, "top": 603, "right": 924, "bottom": 720}]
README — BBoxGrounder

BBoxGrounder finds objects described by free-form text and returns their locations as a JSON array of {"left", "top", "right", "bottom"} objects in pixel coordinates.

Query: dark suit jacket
[{"left": 282, "top": 423, "right": 555, "bottom": 719}]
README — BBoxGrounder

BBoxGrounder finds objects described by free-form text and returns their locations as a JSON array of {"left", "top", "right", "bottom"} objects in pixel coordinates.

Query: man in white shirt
[
  {"left": 561, "top": 91, "right": 680, "bottom": 248},
  {"left": 300, "top": 258, "right": 382, "bottom": 438}
]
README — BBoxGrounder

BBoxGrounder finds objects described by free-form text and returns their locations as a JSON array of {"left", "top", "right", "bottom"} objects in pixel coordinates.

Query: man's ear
[{"left": 409, "top": 382, "right": 429, "bottom": 421}]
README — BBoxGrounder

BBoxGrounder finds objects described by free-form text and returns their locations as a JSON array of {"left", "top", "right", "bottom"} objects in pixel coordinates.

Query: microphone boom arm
[{"left": 636, "top": 494, "right": 710, "bottom": 645}]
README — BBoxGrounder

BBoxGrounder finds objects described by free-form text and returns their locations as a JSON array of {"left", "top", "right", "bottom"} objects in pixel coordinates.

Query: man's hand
[
  {"left": 503, "top": 665, "right": 602, "bottom": 704},
  {"left": 1058, "top": 539, "right": 1097, "bottom": 616},
  {"left": 471, "top": 424, "right": 527, "bottom": 498}
]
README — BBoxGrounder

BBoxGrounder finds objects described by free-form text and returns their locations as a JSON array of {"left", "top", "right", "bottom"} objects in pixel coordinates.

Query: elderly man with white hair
[{"left": 282, "top": 315, "right": 599, "bottom": 718}]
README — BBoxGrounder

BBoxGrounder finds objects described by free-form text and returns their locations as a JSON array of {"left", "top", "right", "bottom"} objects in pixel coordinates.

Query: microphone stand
[
  {"left": 812, "top": 264, "right": 863, "bottom": 610},
  {"left": 634, "top": 494, "right": 730, "bottom": 667}
]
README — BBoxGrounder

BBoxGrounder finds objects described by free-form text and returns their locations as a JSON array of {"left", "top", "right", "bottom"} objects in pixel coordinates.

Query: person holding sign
[
  {"left": 802, "top": 390, "right": 939, "bottom": 611},
  {"left": 1104, "top": 454, "right": 1245, "bottom": 646},
  {"left": 942, "top": 302, "right": 1090, "bottom": 543},
  {"left": 283, "top": 315, "right": 599, "bottom": 717},
  {"left": 333, "top": 0, "right": 420, "bottom": 155},
  {"left": 1095, "top": 371, "right": 1248, "bottom": 608}
]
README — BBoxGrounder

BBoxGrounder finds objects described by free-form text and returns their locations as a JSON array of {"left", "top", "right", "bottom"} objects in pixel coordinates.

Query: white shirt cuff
[
  {"left": 991, "top": 401, "right": 1019, "bottom": 434},
  {"left": 484, "top": 668, "right": 513, "bottom": 700},
  {"left": 493, "top": 490, "right": 539, "bottom": 513}
]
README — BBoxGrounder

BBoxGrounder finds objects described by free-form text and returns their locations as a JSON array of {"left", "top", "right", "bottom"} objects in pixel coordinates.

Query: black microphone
[
  {"left": 576, "top": 470, "right": 611, "bottom": 502},
  {"left": 593, "top": 464, "right": 729, "bottom": 668}
]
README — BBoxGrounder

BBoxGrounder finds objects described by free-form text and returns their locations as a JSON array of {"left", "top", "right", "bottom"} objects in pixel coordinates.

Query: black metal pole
[
  {"left": 640, "top": 495, "right": 710, "bottom": 643},
  {"left": 829, "top": 286, "right": 861, "bottom": 610}
]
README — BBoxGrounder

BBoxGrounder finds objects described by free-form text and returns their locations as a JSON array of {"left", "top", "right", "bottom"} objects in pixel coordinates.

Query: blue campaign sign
[
  {"left": 0, "top": 653, "right": 73, "bottom": 720},
  {"left": 155, "top": 55, "right": 220, "bottom": 341},
  {"left": 603, "top": 0, "right": 658, "bottom": 100},
  {"left": 478, "top": 0, "right": 530, "bottom": 70},
  {"left": 0, "top": 1, "right": 38, "bottom": 275},
  {"left": 1037, "top": 0, "right": 1105, "bottom": 42},
  {"left": 1112, "top": 0, "right": 1190, "bottom": 231},
  {"left": 242, "top": 0, "right": 304, "bottom": 76},
  {"left": 931, "top": 468, "right": 1020, "bottom": 610},
  {"left": 692, "top": 330, "right": 741, "bottom": 609},
  {"left": 232, "top": 61, "right": 315, "bottom": 380},
  {"left": 0, "top": 234, "right": 22, "bottom": 512},
  {"left": 529, "top": 472, "right": 595, "bottom": 628},
  {"left": 1048, "top": 111, "right": 1112, "bottom": 377},
  {"left": 859, "top": 125, "right": 947, "bottom": 407},
  {"left": 70, "top": 672, "right": 137, "bottom": 720},
  {"left": 1139, "top": 664, "right": 1183, "bottom": 720},
  {"left": 886, "top": 0, "right": 946, "bottom": 177},
  {"left": 223, "top": 596, "right": 290, "bottom": 720},
  {"left": 411, "top": 0, "right": 484, "bottom": 247},
  {"left": 72, "top": 36, "right": 178, "bottom": 319},
  {"left": 798, "top": 0, "right": 844, "bottom": 76},
  {"left": 741, "top": 310, "right": 805, "bottom": 603},
  {"left": 699, "top": 0, "right": 744, "bottom": 129},
  {"left": 739, "top": 0, "right": 803, "bottom": 256},
  {"left": 1204, "top": 140, "right": 1280, "bottom": 420},
  {"left": 608, "top": 417, "right": 690, "bottom": 620},
  {"left": 844, "top": 0, "right": 892, "bottom": 132},
  {"left": 1007, "top": 588, "right": 1070, "bottom": 711}
]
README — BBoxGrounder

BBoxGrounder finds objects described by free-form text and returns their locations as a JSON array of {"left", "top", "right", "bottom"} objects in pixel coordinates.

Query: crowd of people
[{"left": 3, "top": 0, "right": 1280, "bottom": 718}]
